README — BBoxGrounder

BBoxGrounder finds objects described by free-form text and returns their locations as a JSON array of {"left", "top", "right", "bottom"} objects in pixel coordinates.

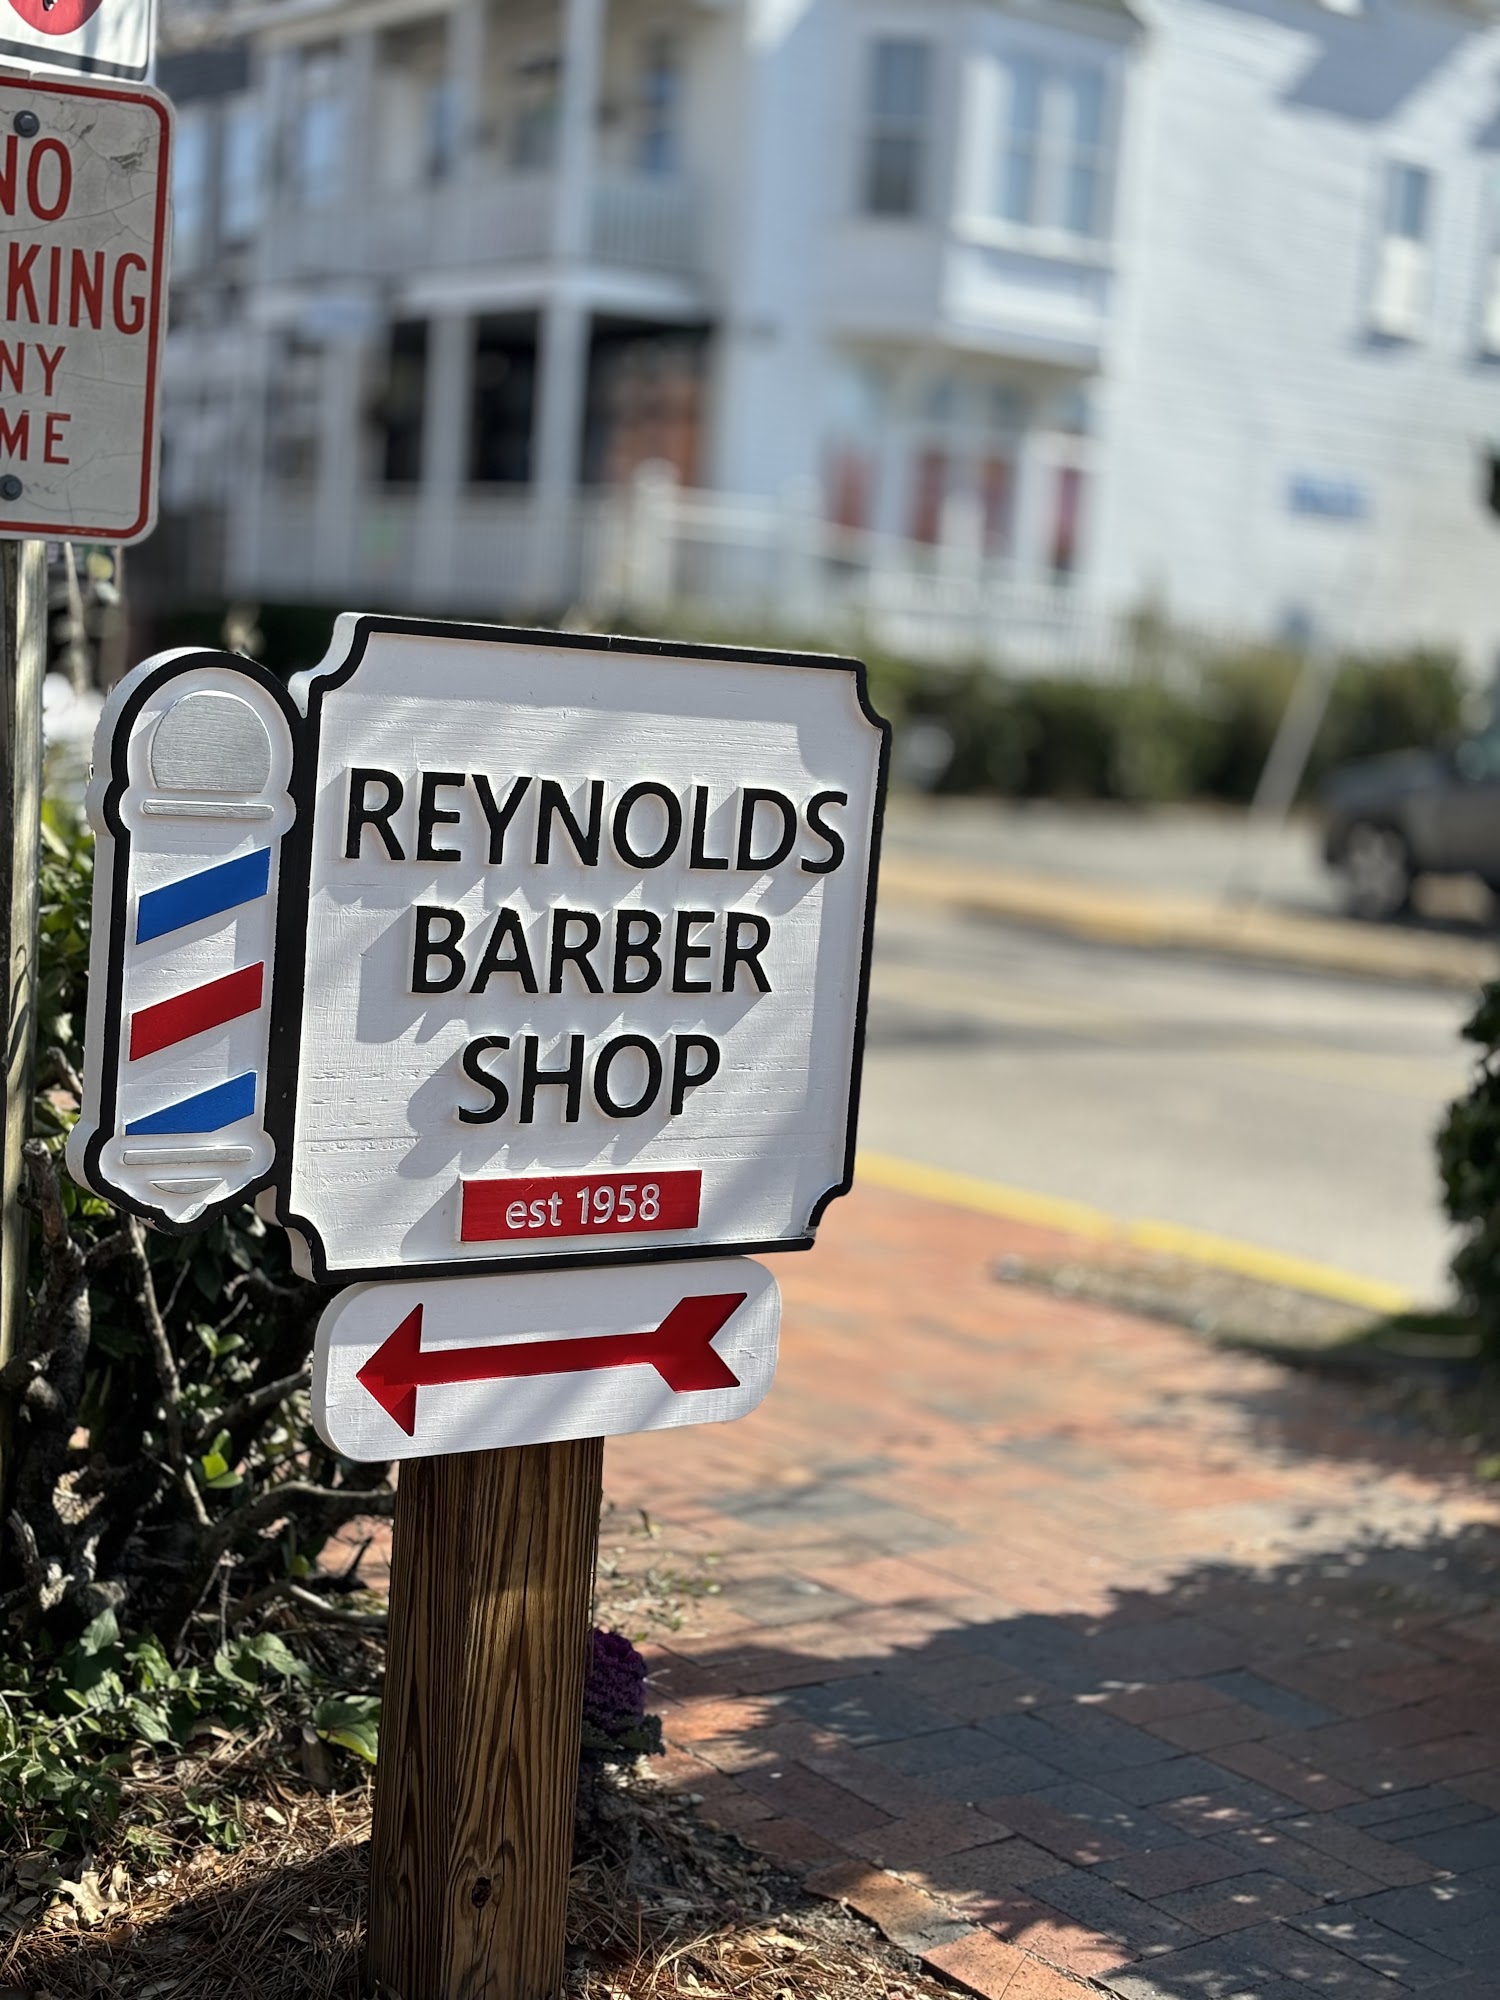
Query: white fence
[
  {"left": 594, "top": 466, "right": 1130, "bottom": 674},
  {"left": 237, "top": 465, "right": 1141, "bottom": 674}
]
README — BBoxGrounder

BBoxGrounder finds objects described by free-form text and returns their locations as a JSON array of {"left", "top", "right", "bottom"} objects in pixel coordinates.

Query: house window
[
  {"left": 993, "top": 56, "right": 1110, "bottom": 238},
  {"left": 171, "top": 108, "right": 211, "bottom": 271},
  {"left": 293, "top": 52, "right": 344, "bottom": 208},
  {"left": 221, "top": 98, "right": 264, "bottom": 242},
  {"left": 380, "top": 22, "right": 457, "bottom": 188},
  {"left": 638, "top": 34, "right": 680, "bottom": 175},
  {"left": 427, "top": 80, "right": 460, "bottom": 181},
  {"left": 1370, "top": 161, "right": 1432, "bottom": 338},
  {"left": 511, "top": 54, "right": 560, "bottom": 170},
  {"left": 980, "top": 453, "right": 1014, "bottom": 555},
  {"left": 861, "top": 38, "right": 932, "bottom": 218},
  {"left": 827, "top": 447, "right": 874, "bottom": 532},
  {"left": 266, "top": 334, "right": 322, "bottom": 482},
  {"left": 1050, "top": 464, "right": 1084, "bottom": 577},
  {"left": 909, "top": 446, "right": 948, "bottom": 543},
  {"left": 1480, "top": 171, "right": 1500, "bottom": 357}
]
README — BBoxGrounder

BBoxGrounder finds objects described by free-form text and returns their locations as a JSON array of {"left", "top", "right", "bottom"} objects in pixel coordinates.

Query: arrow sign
[
  {"left": 312, "top": 1259, "right": 782, "bottom": 1461},
  {"left": 358, "top": 1292, "right": 748, "bottom": 1436}
]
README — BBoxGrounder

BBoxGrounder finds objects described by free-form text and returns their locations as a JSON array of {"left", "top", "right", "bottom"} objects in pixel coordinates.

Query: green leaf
[
  {"left": 312, "top": 1693, "right": 380, "bottom": 1765},
  {"left": 237, "top": 1634, "right": 311, "bottom": 1684},
  {"left": 78, "top": 1610, "right": 120, "bottom": 1656}
]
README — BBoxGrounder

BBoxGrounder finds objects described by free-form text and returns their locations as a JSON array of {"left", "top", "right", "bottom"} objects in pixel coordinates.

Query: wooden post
[
  {"left": 1, "top": 539, "right": 46, "bottom": 1475},
  {"left": 367, "top": 1436, "right": 605, "bottom": 2000}
]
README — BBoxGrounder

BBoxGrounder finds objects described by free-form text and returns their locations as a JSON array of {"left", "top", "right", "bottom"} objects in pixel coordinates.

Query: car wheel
[{"left": 1341, "top": 820, "right": 1413, "bottom": 921}]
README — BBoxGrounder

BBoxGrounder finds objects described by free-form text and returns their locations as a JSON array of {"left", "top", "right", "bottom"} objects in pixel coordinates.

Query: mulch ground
[{"left": 0, "top": 1772, "right": 955, "bottom": 2000}]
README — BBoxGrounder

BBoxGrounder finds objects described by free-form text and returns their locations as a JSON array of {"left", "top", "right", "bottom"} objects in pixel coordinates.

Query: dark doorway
[
  {"left": 378, "top": 319, "right": 429, "bottom": 485},
  {"left": 583, "top": 321, "right": 710, "bottom": 489},
  {"left": 469, "top": 315, "right": 537, "bottom": 485}
]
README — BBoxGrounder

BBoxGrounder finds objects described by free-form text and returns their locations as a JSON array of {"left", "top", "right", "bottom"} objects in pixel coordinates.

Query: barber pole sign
[
  {"left": 0, "top": 73, "right": 170, "bottom": 542},
  {"left": 69, "top": 617, "right": 888, "bottom": 1450},
  {"left": 68, "top": 619, "right": 888, "bottom": 2000}
]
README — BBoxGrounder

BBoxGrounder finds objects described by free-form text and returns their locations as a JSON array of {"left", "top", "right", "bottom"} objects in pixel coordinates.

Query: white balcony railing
[
  {"left": 236, "top": 470, "right": 1111, "bottom": 673},
  {"left": 263, "top": 171, "right": 700, "bottom": 286}
]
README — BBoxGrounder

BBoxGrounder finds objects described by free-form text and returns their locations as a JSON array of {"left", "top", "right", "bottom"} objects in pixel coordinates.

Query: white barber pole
[
  {"left": 68, "top": 616, "right": 888, "bottom": 2000},
  {"left": 0, "top": 73, "right": 170, "bottom": 542}
]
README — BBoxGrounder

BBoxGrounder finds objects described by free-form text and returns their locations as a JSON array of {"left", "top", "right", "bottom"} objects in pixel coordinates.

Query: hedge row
[
  {"left": 147, "top": 602, "right": 1466, "bottom": 807},
  {"left": 867, "top": 644, "right": 1467, "bottom": 805}
]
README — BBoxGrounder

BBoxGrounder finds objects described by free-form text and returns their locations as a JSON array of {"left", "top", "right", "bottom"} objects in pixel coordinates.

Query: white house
[{"left": 154, "top": 0, "right": 1500, "bottom": 669}]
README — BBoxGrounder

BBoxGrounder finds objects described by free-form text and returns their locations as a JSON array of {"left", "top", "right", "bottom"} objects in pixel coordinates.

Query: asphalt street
[{"left": 859, "top": 896, "right": 1473, "bottom": 1299}]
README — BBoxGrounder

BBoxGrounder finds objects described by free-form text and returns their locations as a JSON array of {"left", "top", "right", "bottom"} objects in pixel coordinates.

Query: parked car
[{"left": 1322, "top": 730, "right": 1500, "bottom": 918}]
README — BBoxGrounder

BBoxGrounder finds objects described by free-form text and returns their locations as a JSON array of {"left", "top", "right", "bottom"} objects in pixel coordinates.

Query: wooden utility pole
[
  {"left": 367, "top": 1437, "right": 605, "bottom": 2000},
  {"left": 1, "top": 539, "right": 46, "bottom": 1461}
]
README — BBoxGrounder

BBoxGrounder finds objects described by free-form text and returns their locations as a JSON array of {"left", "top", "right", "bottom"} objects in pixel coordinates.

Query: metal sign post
[
  {"left": 69, "top": 617, "right": 889, "bottom": 1998},
  {"left": 0, "top": 538, "right": 44, "bottom": 1456},
  {"left": 0, "top": 68, "right": 167, "bottom": 1494}
]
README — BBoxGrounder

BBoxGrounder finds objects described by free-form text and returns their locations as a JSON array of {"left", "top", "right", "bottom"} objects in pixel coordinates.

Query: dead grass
[
  {"left": 993, "top": 1246, "right": 1373, "bottom": 1350},
  {"left": 0, "top": 1769, "right": 952, "bottom": 2000}
]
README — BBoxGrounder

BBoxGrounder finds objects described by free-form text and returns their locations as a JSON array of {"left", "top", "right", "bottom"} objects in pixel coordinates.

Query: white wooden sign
[
  {"left": 0, "top": 0, "right": 155, "bottom": 80},
  {"left": 0, "top": 74, "right": 170, "bottom": 543},
  {"left": 313, "top": 1258, "right": 780, "bottom": 1462},
  {"left": 69, "top": 619, "right": 889, "bottom": 1282}
]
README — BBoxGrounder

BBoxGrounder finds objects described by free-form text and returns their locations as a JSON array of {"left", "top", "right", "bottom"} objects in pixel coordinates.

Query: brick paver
[{"left": 597, "top": 1182, "right": 1500, "bottom": 1996}]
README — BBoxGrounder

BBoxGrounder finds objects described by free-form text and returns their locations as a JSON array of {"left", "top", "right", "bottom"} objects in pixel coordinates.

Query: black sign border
[
  {"left": 78, "top": 619, "right": 889, "bottom": 1277},
  {"left": 265, "top": 616, "right": 889, "bottom": 1282}
]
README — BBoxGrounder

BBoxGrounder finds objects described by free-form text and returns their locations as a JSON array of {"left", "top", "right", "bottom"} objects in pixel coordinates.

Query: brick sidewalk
[{"left": 600, "top": 1184, "right": 1500, "bottom": 1998}]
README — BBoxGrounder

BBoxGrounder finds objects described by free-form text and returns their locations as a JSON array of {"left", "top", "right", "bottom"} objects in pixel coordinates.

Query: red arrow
[{"left": 356, "top": 1293, "right": 748, "bottom": 1436}]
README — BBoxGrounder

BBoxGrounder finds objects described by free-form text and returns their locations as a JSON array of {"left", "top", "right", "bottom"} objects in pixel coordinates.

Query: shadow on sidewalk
[{"left": 652, "top": 1520, "right": 1500, "bottom": 1996}]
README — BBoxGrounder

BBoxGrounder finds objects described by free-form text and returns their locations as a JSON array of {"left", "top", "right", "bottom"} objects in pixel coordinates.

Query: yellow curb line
[{"left": 855, "top": 1150, "right": 1414, "bottom": 1316}]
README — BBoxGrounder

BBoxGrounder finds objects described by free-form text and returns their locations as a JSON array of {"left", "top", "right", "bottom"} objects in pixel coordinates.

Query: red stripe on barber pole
[
  {"left": 128, "top": 962, "right": 265, "bottom": 1061},
  {"left": 460, "top": 1170, "right": 702, "bottom": 1244}
]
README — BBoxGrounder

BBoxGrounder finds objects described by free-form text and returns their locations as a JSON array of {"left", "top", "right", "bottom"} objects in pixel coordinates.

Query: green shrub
[
  {"left": 3, "top": 801, "right": 659, "bottom": 1877},
  {"left": 143, "top": 601, "right": 1466, "bottom": 812},
  {"left": 0, "top": 801, "right": 391, "bottom": 1861},
  {"left": 913, "top": 643, "right": 1464, "bottom": 808},
  {"left": 1438, "top": 983, "right": 1500, "bottom": 1363},
  {"left": 1318, "top": 648, "right": 1466, "bottom": 778}
]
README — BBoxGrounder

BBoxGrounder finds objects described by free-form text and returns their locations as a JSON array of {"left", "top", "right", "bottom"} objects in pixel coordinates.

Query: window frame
[
  {"left": 1368, "top": 156, "right": 1435, "bottom": 340},
  {"left": 220, "top": 95, "right": 265, "bottom": 244},
  {"left": 170, "top": 105, "right": 212, "bottom": 273},
  {"left": 858, "top": 34, "right": 935, "bottom": 221},
  {"left": 957, "top": 41, "right": 1120, "bottom": 261}
]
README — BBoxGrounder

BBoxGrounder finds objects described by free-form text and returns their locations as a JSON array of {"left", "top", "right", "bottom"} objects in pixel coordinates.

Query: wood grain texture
[
  {"left": 1, "top": 540, "right": 46, "bottom": 1436},
  {"left": 366, "top": 1438, "right": 604, "bottom": 2000}
]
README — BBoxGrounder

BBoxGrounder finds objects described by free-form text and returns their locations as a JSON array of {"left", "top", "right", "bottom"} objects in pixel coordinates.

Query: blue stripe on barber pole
[
  {"left": 135, "top": 849, "right": 271, "bottom": 944},
  {"left": 125, "top": 1072, "right": 258, "bottom": 1135}
]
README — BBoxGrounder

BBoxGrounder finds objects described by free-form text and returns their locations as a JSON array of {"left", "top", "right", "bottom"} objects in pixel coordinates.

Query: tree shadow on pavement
[{"left": 651, "top": 1522, "right": 1500, "bottom": 1999}]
